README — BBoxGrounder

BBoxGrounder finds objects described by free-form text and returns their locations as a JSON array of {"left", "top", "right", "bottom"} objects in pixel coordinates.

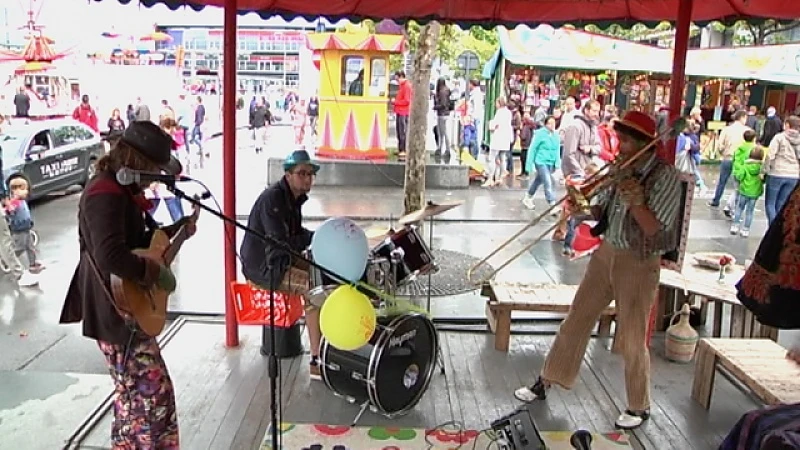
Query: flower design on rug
[
  {"left": 599, "top": 432, "right": 631, "bottom": 445},
  {"left": 313, "top": 424, "right": 351, "bottom": 436},
  {"left": 278, "top": 423, "right": 296, "bottom": 433},
  {"left": 425, "top": 428, "right": 479, "bottom": 444},
  {"left": 368, "top": 426, "right": 417, "bottom": 440}
]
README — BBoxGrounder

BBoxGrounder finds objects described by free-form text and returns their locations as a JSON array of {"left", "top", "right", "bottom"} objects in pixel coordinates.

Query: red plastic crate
[{"left": 230, "top": 282, "right": 304, "bottom": 327}]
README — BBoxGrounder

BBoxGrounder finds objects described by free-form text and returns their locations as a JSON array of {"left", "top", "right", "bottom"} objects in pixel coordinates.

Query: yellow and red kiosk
[{"left": 306, "top": 32, "right": 405, "bottom": 160}]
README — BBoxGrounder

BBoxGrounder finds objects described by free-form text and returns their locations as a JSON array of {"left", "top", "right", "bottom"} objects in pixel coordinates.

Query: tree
[
  {"left": 730, "top": 20, "right": 800, "bottom": 45},
  {"left": 403, "top": 22, "right": 441, "bottom": 215}
]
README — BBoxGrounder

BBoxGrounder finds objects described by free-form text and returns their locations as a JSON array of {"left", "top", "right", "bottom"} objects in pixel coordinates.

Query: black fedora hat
[{"left": 121, "top": 120, "right": 182, "bottom": 174}]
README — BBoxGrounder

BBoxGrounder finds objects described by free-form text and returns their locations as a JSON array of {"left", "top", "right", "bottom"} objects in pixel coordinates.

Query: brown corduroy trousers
[{"left": 541, "top": 241, "right": 661, "bottom": 411}]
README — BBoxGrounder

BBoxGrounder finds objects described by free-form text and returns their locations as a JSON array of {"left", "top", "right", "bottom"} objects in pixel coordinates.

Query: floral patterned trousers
[{"left": 98, "top": 338, "right": 179, "bottom": 449}]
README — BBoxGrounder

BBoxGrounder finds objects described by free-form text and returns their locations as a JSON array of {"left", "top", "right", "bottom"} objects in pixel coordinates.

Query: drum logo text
[{"left": 389, "top": 329, "right": 417, "bottom": 348}]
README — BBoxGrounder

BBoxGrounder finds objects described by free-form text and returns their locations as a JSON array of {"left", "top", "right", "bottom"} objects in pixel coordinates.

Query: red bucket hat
[{"left": 613, "top": 111, "right": 657, "bottom": 141}]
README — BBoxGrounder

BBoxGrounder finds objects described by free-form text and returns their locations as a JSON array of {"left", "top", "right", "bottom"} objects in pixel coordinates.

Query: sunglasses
[{"left": 292, "top": 170, "right": 316, "bottom": 178}]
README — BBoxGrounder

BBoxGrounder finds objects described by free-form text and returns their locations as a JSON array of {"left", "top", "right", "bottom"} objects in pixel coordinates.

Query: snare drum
[
  {"left": 305, "top": 249, "right": 395, "bottom": 307},
  {"left": 320, "top": 313, "right": 438, "bottom": 416},
  {"left": 372, "top": 226, "right": 436, "bottom": 285}
]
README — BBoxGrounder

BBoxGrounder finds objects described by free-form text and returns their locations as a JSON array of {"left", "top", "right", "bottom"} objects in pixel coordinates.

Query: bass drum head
[{"left": 368, "top": 313, "right": 438, "bottom": 414}]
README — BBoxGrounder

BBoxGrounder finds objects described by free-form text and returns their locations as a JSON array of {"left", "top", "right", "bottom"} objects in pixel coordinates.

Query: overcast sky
[{"left": 2, "top": 0, "right": 332, "bottom": 48}]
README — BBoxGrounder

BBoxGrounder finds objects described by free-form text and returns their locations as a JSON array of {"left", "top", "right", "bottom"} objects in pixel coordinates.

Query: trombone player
[{"left": 513, "top": 111, "right": 682, "bottom": 430}]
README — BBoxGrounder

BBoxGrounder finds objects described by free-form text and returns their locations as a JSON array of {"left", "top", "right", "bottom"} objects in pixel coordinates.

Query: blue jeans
[
  {"left": 765, "top": 175, "right": 799, "bottom": 225},
  {"left": 191, "top": 125, "right": 203, "bottom": 152},
  {"left": 564, "top": 217, "right": 577, "bottom": 251},
  {"left": 711, "top": 159, "right": 733, "bottom": 206},
  {"left": 733, "top": 194, "right": 757, "bottom": 230},
  {"left": 527, "top": 163, "right": 556, "bottom": 203},
  {"left": 149, "top": 198, "right": 185, "bottom": 224}
]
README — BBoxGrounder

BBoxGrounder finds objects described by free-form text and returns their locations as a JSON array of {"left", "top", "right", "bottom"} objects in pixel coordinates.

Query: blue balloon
[{"left": 310, "top": 217, "right": 369, "bottom": 282}]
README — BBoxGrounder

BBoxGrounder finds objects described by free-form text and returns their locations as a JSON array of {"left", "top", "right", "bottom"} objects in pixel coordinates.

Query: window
[
  {"left": 369, "top": 58, "right": 388, "bottom": 97},
  {"left": 341, "top": 56, "right": 364, "bottom": 96},
  {"left": 30, "top": 130, "right": 53, "bottom": 150},
  {"left": 74, "top": 126, "right": 95, "bottom": 141},
  {"left": 51, "top": 126, "right": 81, "bottom": 147}
]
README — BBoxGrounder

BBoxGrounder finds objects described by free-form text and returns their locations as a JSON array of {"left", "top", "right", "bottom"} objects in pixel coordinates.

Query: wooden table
[
  {"left": 657, "top": 260, "right": 778, "bottom": 341},
  {"left": 484, "top": 282, "right": 616, "bottom": 352}
]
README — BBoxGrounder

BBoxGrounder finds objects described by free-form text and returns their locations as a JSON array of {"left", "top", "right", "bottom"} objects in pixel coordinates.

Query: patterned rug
[{"left": 260, "top": 423, "right": 633, "bottom": 449}]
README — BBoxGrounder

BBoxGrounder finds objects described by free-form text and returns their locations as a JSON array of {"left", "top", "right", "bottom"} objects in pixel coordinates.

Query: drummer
[{"left": 240, "top": 150, "right": 324, "bottom": 380}]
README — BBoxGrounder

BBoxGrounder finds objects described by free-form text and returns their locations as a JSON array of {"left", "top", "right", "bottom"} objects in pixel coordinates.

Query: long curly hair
[{"left": 95, "top": 139, "right": 160, "bottom": 176}]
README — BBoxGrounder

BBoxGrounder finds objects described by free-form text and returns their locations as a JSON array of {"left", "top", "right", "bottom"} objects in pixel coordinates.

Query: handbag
[{"left": 737, "top": 182, "right": 800, "bottom": 328}]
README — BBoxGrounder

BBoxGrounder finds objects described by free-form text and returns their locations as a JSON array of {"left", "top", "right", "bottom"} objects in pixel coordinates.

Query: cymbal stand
[{"left": 426, "top": 213, "right": 446, "bottom": 376}]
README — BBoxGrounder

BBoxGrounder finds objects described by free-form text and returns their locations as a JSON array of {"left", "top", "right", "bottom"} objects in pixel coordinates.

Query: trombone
[{"left": 467, "top": 117, "right": 686, "bottom": 286}]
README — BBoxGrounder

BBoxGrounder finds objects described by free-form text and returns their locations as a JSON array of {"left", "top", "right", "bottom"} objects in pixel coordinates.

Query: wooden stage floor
[{"left": 70, "top": 317, "right": 759, "bottom": 450}]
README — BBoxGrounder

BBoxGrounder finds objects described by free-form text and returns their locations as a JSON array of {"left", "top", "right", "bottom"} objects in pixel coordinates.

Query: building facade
[{"left": 155, "top": 24, "right": 322, "bottom": 93}]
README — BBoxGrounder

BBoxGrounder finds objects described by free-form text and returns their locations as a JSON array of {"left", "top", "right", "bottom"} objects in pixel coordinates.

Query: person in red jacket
[
  {"left": 72, "top": 95, "right": 99, "bottom": 132},
  {"left": 393, "top": 71, "right": 412, "bottom": 158},
  {"left": 597, "top": 114, "right": 620, "bottom": 163}
]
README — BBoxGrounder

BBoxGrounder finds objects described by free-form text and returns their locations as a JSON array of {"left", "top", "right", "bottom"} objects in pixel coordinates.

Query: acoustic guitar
[{"left": 110, "top": 202, "right": 200, "bottom": 336}]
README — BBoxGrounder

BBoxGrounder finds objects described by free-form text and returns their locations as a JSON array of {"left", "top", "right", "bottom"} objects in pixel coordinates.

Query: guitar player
[{"left": 60, "top": 121, "right": 197, "bottom": 449}]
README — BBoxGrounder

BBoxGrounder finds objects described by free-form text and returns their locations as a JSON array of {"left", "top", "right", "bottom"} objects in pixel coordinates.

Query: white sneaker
[
  {"left": 17, "top": 271, "right": 39, "bottom": 287},
  {"left": 730, "top": 225, "right": 740, "bottom": 235},
  {"left": 740, "top": 229, "right": 750, "bottom": 237},
  {"left": 522, "top": 195, "right": 535, "bottom": 210}
]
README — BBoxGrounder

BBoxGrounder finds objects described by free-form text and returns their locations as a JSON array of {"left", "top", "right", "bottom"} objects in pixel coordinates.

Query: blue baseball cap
[{"left": 283, "top": 150, "right": 320, "bottom": 173}]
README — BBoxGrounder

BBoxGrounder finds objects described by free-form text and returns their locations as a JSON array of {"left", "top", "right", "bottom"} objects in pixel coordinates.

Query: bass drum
[{"left": 320, "top": 313, "right": 438, "bottom": 416}]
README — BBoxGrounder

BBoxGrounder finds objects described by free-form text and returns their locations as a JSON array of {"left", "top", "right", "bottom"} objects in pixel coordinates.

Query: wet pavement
[{"left": 0, "top": 124, "right": 771, "bottom": 448}]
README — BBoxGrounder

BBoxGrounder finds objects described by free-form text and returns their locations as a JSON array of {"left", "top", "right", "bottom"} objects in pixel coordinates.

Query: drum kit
[{"left": 307, "top": 200, "right": 463, "bottom": 424}]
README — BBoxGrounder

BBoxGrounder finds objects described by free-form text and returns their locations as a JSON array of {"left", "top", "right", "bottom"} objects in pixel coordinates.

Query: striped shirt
[{"left": 597, "top": 153, "right": 682, "bottom": 258}]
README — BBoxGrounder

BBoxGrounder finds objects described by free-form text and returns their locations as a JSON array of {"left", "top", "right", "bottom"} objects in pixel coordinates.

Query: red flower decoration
[
  {"left": 425, "top": 428, "right": 479, "bottom": 444},
  {"left": 312, "top": 424, "right": 350, "bottom": 436},
  {"left": 719, "top": 255, "right": 733, "bottom": 266}
]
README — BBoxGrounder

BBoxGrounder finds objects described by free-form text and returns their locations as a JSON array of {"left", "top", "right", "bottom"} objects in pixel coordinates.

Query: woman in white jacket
[{"left": 484, "top": 96, "right": 514, "bottom": 187}]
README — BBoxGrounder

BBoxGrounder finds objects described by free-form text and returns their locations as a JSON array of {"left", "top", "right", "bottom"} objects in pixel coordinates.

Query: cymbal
[
  {"left": 398, "top": 200, "right": 464, "bottom": 225},
  {"left": 365, "top": 226, "right": 392, "bottom": 239},
  {"left": 365, "top": 226, "right": 391, "bottom": 247}
]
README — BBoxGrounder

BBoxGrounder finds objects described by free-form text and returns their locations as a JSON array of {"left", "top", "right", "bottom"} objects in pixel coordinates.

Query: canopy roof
[
  {"left": 96, "top": 0, "right": 798, "bottom": 28},
  {"left": 0, "top": 35, "right": 70, "bottom": 63},
  {"left": 486, "top": 25, "right": 800, "bottom": 85},
  {"left": 306, "top": 33, "right": 405, "bottom": 52}
]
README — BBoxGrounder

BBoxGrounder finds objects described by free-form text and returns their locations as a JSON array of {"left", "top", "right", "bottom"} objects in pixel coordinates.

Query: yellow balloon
[{"left": 320, "top": 285, "right": 377, "bottom": 351}]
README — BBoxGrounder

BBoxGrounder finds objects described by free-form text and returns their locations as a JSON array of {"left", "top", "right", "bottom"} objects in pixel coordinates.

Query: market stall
[{"left": 307, "top": 32, "right": 405, "bottom": 160}]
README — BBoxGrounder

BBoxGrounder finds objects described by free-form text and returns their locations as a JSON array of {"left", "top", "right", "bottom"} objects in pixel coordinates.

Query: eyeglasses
[{"left": 293, "top": 170, "right": 316, "bottom": 178}]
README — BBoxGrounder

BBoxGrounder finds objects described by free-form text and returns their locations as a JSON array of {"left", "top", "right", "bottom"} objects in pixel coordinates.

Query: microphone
[
  {"left": 570, "top": 430, "right": 592, "bottom": 450},
  {"left": 116, "top": 167, "right": 191, "bottom": 186}
]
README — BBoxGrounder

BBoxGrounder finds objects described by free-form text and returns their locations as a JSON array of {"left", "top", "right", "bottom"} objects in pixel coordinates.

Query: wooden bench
[
  {"left": 691, "top": 338, "right": 800, "bottom": 409},
  {"left": 659, "top": 265, "right": 779, "bottom": 341},
  {"left": 484, "top": 282, "right": 616, "bottom": 352}
]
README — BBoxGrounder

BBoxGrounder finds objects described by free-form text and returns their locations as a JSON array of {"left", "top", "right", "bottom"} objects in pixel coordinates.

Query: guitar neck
[{"left": 163, "top": 227, "right": 189, "bottom": 265}]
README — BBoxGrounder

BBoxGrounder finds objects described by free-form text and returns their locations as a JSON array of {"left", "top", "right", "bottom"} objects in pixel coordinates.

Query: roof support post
[
  {"left": 223, "top": 0, "right": 239, "bottom": 347},
  {"left": 665, "top": 0, "right": 693, "bottom": 164}
]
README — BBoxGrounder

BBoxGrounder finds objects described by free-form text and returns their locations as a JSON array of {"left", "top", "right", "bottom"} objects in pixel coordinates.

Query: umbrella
[{"left": 140, "top": 32, "right": 172, "bottom": 42}]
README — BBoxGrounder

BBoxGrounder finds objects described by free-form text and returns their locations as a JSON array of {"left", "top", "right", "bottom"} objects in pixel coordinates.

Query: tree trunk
[{"left": 403, "top": 21, "right": 441, "bottom": 215}]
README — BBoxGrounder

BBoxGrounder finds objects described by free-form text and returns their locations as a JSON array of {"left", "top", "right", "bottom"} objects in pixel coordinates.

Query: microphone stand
[{"left": 165, "top": 182, "right": 381, "bottom": 450}]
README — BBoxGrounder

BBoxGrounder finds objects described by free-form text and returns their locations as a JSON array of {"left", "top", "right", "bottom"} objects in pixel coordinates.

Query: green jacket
[
  {"left": 733, "top": 141, "right": 755, "bottom": 171},
  {"left": 734, "top": 158, "right": 764, "bottom": 198}
]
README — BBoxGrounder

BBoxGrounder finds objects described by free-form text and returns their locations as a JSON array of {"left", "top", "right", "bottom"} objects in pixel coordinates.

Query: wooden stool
[
  {"left": 692, "top": 338, "right": 800, "bottom": 409},
  {"left": 484, "top": 282, "right": 616, "bottom": 352}
]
